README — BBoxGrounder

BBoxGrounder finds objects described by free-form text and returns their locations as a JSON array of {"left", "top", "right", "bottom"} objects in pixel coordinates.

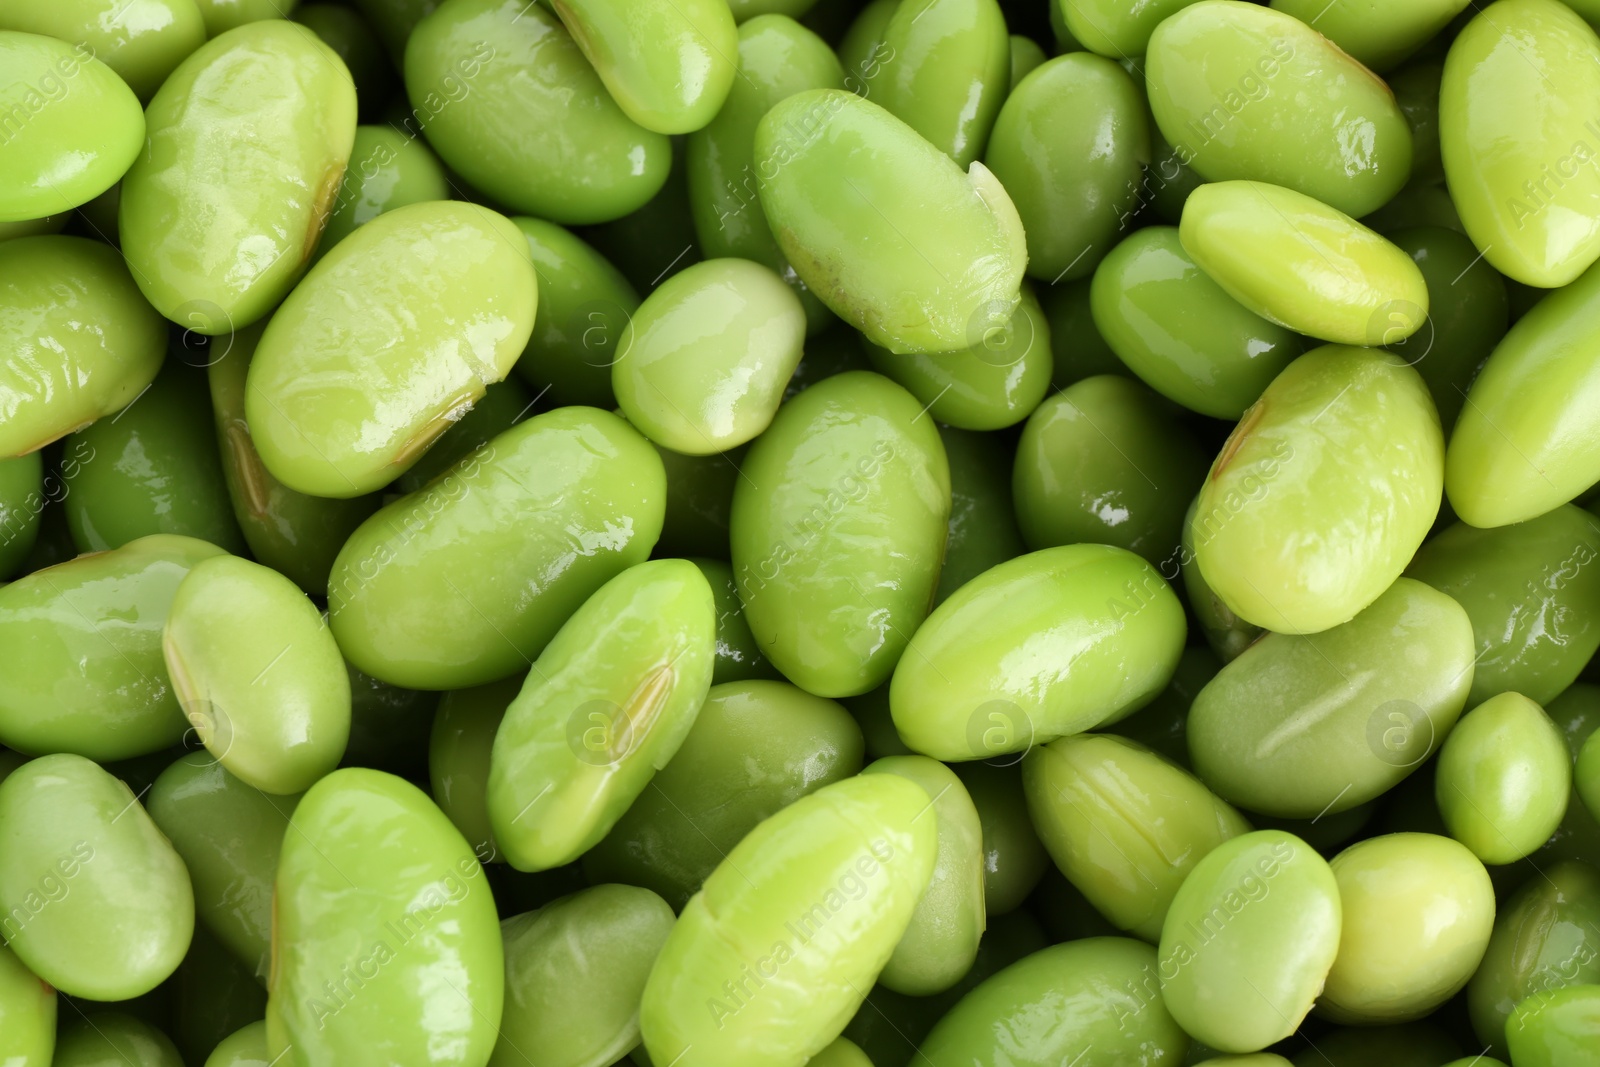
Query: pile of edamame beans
[{"left": 3, "top": 0, "right": 1600, "bottom": 1064}]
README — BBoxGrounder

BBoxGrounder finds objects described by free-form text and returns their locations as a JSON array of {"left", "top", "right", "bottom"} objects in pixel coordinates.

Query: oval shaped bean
[
  {"left": 614, "top": 259, "right": 806, "bottom": 454},
  {"left": 194, "top": 0, "right": 300, "bottom": 35},
  {"left": 985, "top": 52, "right": 1150, "bottom": 282},
  {"left": 891, "top": 544, "right": 1186, "bottom": 761},
  {"left": 267, "top": 768, "right": 502, "bottom": 1066},
  {"left": 330, "top": 406, "right": 664, "bottom": 690},
  {"left": 1270, "top": 0, "right": 1467, "bottom": 72},
  {"left": 0, "top": 0, "right": 206, "bottom": 101},
  {"left": 0, "top": 943, "right": 52, "bottom": 1067},
  {"left": 120, "top": 20, "right": 356, "bottom": 334},
  {"left": 493, "top": 885, "right": 676, "bottom": 1067},
  {"left": 1181, "top": 181, "right": 1429, "bottom": 347},
  {"left": 730, "top": 370, "right": 949, "bottom": 698},
  {"left": 205, "top": 1022, "right": 268, "bottom": 1067},
  {"left": 1008, "top": 33, "right": 1044, "bottom": 89},
  {"left": 0, "top": 236, "right": 166, "bottom": 458},
  {"left": 864, "top": 284, "right": 1052, "bottom": 431},
  {"left": 404, "top": 0, "right": 669, "bottom": 224},
  {"left": 1436, "top": 692, "right": 1570, "bottom": 865},
  {"left": 1441, "top": 0, "right": 1600, "bottom": 287},
  {"left": 0, "top": 534, "right": 226, "bottom": 760},
  {"left": 869, "top": 0, "right": 1009, "bottom": 166},
  {"left": 313, "top": 125, "right": 449, "bottom": 261},
  {"left": 1188, "top": 578, "right": 1474, "bottom": 817},
  {"left": 1160, "top": 831, "right": 1340, "bottom": 1053},
  {"left": 1407, "top": 505, "right": 1600, "bottom": 707},
  {"left": 1013, "top": 374, "right": 1208, "bottom": 564},
  {"left": 584, "top": 679, "right": 862, "bottom": 908},
  {"left": 0, "top": 753, "right": 193, "bottom": 1000},
  {"left": 429, "top": 675, "right": 520, "bottom": 862},
  {"left": 1320, "top": 833, "right": 1495, "bottom": 1024},
  {"left": 54, "top": 1014, "right": 183, "bottom": 1067},
  {"left": 293, "top": 4, "right": 395, "bottom": 111},
  {"left": 1147, "top": 2, "right": 1412, "bottom": 217},
  {"left": 916, "top": 937, "right": 1191, "bottom": 1066},
  {"left": 639, "top": 775, "right": 937, "bottom": 1067},
  {"left": 164, "top": 555, "right": 350, "bottom": 794},
  {"left": 0, "top": 32, "right": 143, "bottom": 221},
  {"left": 1506, "top": 984, "right": 1600, "bottom": 1067},
  {"left": 754, "top": 89, "right": 1027, "bottom": 354},
  {"left": 1064, "top": 0, "right": 1203, "bottom": 57},
  {"left": 1090, "top": 225, "right": 1302, "bottom": 419},
  {"left": 954, "top": 761, "right": 1048, "bottom": 916},
  {"left": 487, "top": 559, "right": 715, "bottom": 872},
  {"left": 1024, "top": 733, "right": 1252, "bottom": 941},
  {"left": 1446, "top": 258, "right": 1600, "bottom": 528},
  {"left": 146, "top": 753, "right": 296, "bottom": 982},
  {"left": 247, "top": 200, "right": 536, "bottom": 498},
  {"left": 0, "top": 454, "right": 42, "bottom": 579},
  {"left": 862, "top": 755, "right": 984, "bottom": 995},
  {"left": 1192, "top": 345, "right": 1443, "bottom": 635}
]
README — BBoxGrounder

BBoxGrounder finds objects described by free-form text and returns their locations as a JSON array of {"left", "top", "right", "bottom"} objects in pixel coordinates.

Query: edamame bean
[
  {"left": 1063, "top": 0, "right": 1204, "bottom": 57},
  {"left": 753, "top": 90, "right": 1027, "bottom": 354},
  {"left": 487, "top": 559, "right": 715, "bottom": 872},
  {"left": 1506, "top": 984, "right": 1600, "bottom": 1067},
  {"left": 0, "top": 943, "right": 52, "bottom": 1067},
  {"left": 351, "top": 0, "right": 438, "bottom": 61},
  {"left": 0, "top": 0, "right": 206, "bottom": 100},
  {"left": 146, "top": 753, "right": 298, "bottom": 981},
  {"left": 267, "top": 768, "right": 502, "bottom": 1066},
  {"left": 1180, "top": 496, "right": 1264, "bottom": 663},
  {"left": 731, "top": 370, "right": 949, "bottom": 697},
  {"left": 1160, "top": 831, "right": 1340, "bottom": 1053},
  {"left": 1024, "top": 733, "right": 1251, "bottom": 941},
  {"left": 1389, "top": 60, "right": 1445, "bottom": 187},
  {"left": 292, "top": 5, "right": 394, "bottom": 117},
  {"left": 1440, "top": 0, "right": 1600, "bottom": 288},
  {"left": 53, "top": 1013, "right": 183, "bottom": 1067},
  {"left": 1007, "top": 33, "right": 1044, "bottom": 89},
  {"left": 894, "top": 544, "right": 1184, "bottom": 760},
  {"left": 985, "top": 52, "right": 1150, "bottom": 282},
  {"left": 0, "top": 534, "right": 226, "bottom": 760},
  {"left": 0, "top": 753, "right": 193, "bottom": 1000},
  {"left": 119, "top": 20, "right": 356, "bottom": 334},
  {"left": 193, "top": 0, "right": 299, "bottom": 36},
  {"left": 429, "top": 675, "right": 521, "bottom": 863},
  {"left": 1188, "top": 578, "right": 1474, "bottom": 817},
  {"left": 403, "top": 0, "right": 670, "bottom": 224},
  {"left": 1147, "top": 2, "right": 1413, "bottom": 218},
  {"left": 868, "top": 0, "right": 1009, "bottom": 166},
  {"left": 1269, "top": 0, "right": 1468, "bottom": 73},
  {"left": 862, "top": 755, "right": 985, "bottom": 995},
  {"left": 1089, "top": 226, "right": 1303, "bottom": 419},
  {"left": 1436, "top": 692, "right": 1570, "bottom": 865},
  {"left": 0, "top": 454, "right": 43, "bottom": 579},
  {"left": 1319, "top": 833, "right": 1494, "bottom": 1024},
  {"left": 246, "top": 200, "right": 536, "bottom": 497},
  {"left": 1191, "top": 345, "right": 1443, "bottom": 635},
  {"left": 492, "top": 885, "right": 676, "bottom": 1067},
  {"left": 638, "top": 774, "right": 938, "bottom": 1067},
  {"left": 1407, "top": 506, "right": 1600, "bottom": 706},
  {"left": 205, "top": 1022, "right": 269, "bottom": 1067},
  {"left": 916, "top": 937, "right": 1192, "bottom": 1065},
  {"left": 614, "top": 259, "right": 806, "bottom": 454},
  {"left": 0, "top": 236, "right": 166, "bottom": 458},
  {"left": 953, "top": 761, "right": 1048, "bottom": 915},
  {"left": 312, "top": 125, "right": 449, "bottom": 261},
  {"left": 584, "top": 679, "right": 863, "bottom": 908},
  {"left": 1180, "top": 182, "right": 1429, "bottom": 347},
  {"left": 1013, "top": 374, "right": 1208, "bottom": 563}
]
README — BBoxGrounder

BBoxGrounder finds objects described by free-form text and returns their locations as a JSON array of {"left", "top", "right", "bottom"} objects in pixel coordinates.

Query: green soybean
[
  {"left": 1063, "top": 0, "right": 1203, "bottom": 57},
  {"left": 837, "top": 0, "right": 897, "bottom": 87},
  {"left": 0, "top": 753, "right": 193, "bottom": 1001},
  {"left": 0, "top": 943, "right": 53, "bottom": 1067},
  {"left": 984, "top": 52, "right": 1150, "bottom": 282},
  {"left": 120, "top": 20, "right": 357, "bottom": 334},
  {"left": 638, "top": 774, "right": 937, "bottom": 1067},
  {"left": 868, "top": 0, "right": 1009, "bottom": 166},
  {"left": 330, "top": 406, "right": 664, "bottom": 690},
  {"left": 891, "top": 544, "right": 1186, "bottom": 761},
  {"left": 53, "top": 1014, "right": 183, "bottom": 1067},
  {"left": 1013, "top": 374, "right": 1208, "bottom": 564},
  {"left": 1319, "top": 833, "right": 1494, "bottom": 1024},
  {"left": 1089, "top": 225, "right": 1302, "bottom": 419},
  {"left": 1506, "top": 984, "right": 1600, "bottom": 1067},
  {"left": 953, "top": 761, "right": 1048, "bottom": 916},
  {"left": 730, "top": 371, "right": 950, "bottom": 698},
  {"left": 268, "top": 768, "right": 502, "bottom": 1066},
  {"left": 293, "top": 4, "right": 395, "bottom": 115},
  {"left": 1407, "top": 506, "right": 1600, "bottom": 706},
  {"left": 194, "top": 0, "right": 299, "bottom": 36},
  {"left": 916, "top": 937, "right": 1192, "bottom": 1066},
  {"left": 1389, "top": 60, "right": 1445, "bottom": 186},
  {"left": 313, "top": 125, "right": 449, "bottom": 261},
  {"left": 1008, "top": 33, "right": 1044, "bottom": 88},
  {"left": 935, "top": 425, "right": 1026, "bottom": 605},
  {"left": 1440, "top": 0, "right": 1600, "bottom": 288},
  {"left": 1180, "top": 181, "right": 1429, "bottom": 347},
  {"left": 1270, "top": 0, "right": 1467, "bottom": 72},
  {"left": 1436, "top": 692, "right": 1571, "bottom": 865},
  {"left": 205, "top": 1022, "right": 269, "bottom": 1067},
  {"left": 0, "top": 236, "right": 166, "bottom": 458},
  {"left": 1159, "top": 831, "right": 1341, "bottom": 1053},
  {"left": 0, "top": 534, "right": 226, "bottom": 760},
  {"left": 690, "top": 558, "right": 779, "bottom": 683},
  {"left": 1024, "top": 733, "right": 1251, "bottom": 941},
  {"left": 351, "top": 0, "right": 437, "bottom": 61},
  {"left": 1147, "top": 1, "right": 1413, "bottom": 218},
  {"left": 146, "top": 753, "right": 298, "bottom": 981},
  {"left": 1189, "top": 578, "right": 1474, "bottom": 817},
  {"left": 1191, "top": 345, "right": 1443, "bottom": 635},
  {"left": 754, "top": 89, "right": 1027, "bottom": 354},
  {"left": 403, "top": 0, "right": 669, "bottom": 224},
  {"left": 429, "top": 675, "right": 521, "bottom": 863},
  {"left": 0, "top": 0, "right": 206, "bottom": 101},
  {"left": 584, "top": 679, "right": 863, "bottom": 908},
  {"left": 0, "top": 453, "right": 42, "bottom": 578},
  {"left": 246, "top": 200, "right": 537, "bottom": 498},
  {"left": 487, "top": 559, "right": 715, "bottom": 872}
]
